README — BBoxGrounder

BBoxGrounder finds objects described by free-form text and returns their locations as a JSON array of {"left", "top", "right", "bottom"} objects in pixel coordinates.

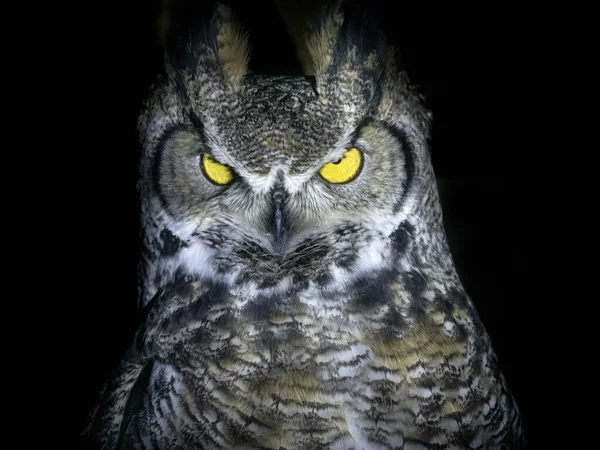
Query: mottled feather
[{"left": 84, "top": 1, "right": 525, "bottom": 449}]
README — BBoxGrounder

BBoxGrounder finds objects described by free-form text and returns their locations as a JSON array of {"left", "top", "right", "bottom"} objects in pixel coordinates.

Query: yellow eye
[
  {"left": 201, "top": 154, "right": 235, "bottom": 185},
  {"left": 319, "top": 148, "right": 363, "bottom": 184}
]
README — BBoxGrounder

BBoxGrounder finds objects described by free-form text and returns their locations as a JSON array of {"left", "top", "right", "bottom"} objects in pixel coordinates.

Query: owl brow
[
  {"left": 338, "top": 116, "right": 376, "bottom": 155},
  {"left": 372, "top": 78, "right": 384, "bottom": 108},
  {"left": 351, "top": 116, "right": 375, "bottom": 142},
  {"left": 188, "top": 111, "right": 206, "bottom": 141},
  {"left": 187, "top": 112, "right": 225, "bottom": 162}
]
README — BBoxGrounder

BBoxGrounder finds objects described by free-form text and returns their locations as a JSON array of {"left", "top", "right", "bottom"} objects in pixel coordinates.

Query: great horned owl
[{"left": 84, "top": 1, "right": 525, "bottom": 448}]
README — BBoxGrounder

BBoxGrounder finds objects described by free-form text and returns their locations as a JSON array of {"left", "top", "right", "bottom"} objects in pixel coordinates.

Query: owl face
[{"left": 137, "top": 2, "right": 434, "bottom": 304}]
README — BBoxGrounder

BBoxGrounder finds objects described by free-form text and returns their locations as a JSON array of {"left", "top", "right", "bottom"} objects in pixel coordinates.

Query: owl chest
[
  {"left": 145, "top": 307, "right": 385, "bottom": 447},
  {"left": 140, "top": 286, "right": 478, "bottom": 447},
  {"left": 178, "top": 312, "right": 367, "bottom": 400},
  {"left": 143, "top": 330, "right": 468, "bottom": 450}
]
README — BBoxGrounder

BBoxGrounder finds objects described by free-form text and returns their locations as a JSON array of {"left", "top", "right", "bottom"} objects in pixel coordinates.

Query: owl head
[{"left": 136, "top": 0, "right": 452, "bottom": 308}]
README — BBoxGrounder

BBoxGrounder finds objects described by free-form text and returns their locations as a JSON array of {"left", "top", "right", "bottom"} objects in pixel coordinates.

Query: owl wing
[
  {"left": 82, "top": 353, "right": 152, "bottom": 449},
  {"left": 82, "top": 293, "right": 162, "bottom": 449}
]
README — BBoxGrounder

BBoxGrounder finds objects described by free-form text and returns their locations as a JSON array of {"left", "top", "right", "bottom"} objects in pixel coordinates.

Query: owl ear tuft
[
  {"left": 305, "top": 1, "right": 345, "bottom": 77},
  {"left": 302, "top": 0, "right": 389, "bottom": 99},
  {"left": 214, "top": 4, "right": 251, "bottom": 85},
  {"left": 164, "top": 1, "right": 250, "bottom": 89}
]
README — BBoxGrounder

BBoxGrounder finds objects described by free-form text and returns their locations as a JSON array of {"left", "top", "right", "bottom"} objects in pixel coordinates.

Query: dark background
[{"left": 71, "top": 0, "right": 538, "bottom": 447}]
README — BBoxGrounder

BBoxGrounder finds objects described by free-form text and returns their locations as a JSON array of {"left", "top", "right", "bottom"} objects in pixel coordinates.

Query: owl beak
[{"left": 269, "top": 187, "right": 288, "bottom": 255}]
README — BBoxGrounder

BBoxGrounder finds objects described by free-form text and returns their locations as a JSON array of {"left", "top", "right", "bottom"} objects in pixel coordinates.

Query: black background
[{"left": 70, "top": 0, "right": 538, "bottom": 447}]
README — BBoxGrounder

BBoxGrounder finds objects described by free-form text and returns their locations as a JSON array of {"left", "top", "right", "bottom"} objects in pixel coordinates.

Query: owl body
[{"left": 85, "top": 2, "right": 524, "bottom": 449}]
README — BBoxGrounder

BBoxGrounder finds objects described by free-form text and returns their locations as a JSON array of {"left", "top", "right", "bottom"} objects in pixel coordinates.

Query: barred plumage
[{"left": 83, "top": 1, "right": 525, "bottom": 448}]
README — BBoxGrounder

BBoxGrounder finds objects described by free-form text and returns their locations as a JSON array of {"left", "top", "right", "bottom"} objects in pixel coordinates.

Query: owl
[{"left": 83, "top": 1, "right": 525, "bottom": 449}]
